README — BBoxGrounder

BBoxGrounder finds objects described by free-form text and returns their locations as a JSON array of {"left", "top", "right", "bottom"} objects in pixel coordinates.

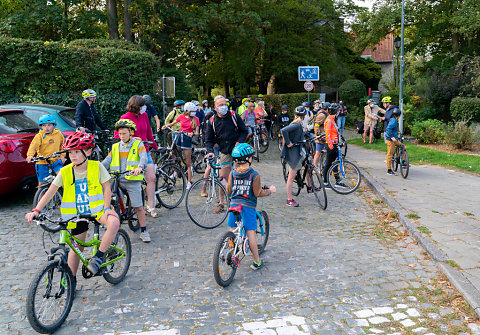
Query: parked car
[
  {"left": 0, "top": 109, "right": 40, "bottom": 195},
  {"left": 0, "top": 103, "right": 77, "bottom": 132}
]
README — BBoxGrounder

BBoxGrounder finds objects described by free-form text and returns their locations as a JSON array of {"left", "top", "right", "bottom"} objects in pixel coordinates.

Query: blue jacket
[{"left": 385, "top": 118, "right": 398, "bottom": 141}]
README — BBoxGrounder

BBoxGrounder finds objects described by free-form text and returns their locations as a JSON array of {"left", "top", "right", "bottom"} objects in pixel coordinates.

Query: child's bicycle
[
  {"left": 26, "top": 214, "right": 132, "bottom": 334},
  {"left": 392, "top": 136, "right": 409, "bottom": 178},
  {"left": 110, "top": 170, "right": 142, "bottom": 232},
  {"left": 32, "top": 151, "right": 66, "bottom": 218},
  {"left": 213, "top": 203, "right": 269, "bottom": 287}
]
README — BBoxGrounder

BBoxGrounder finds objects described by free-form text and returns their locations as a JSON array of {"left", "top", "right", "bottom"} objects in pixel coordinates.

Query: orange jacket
[{"left": 324, "top": 115, "right": 338, "bottom": 149}]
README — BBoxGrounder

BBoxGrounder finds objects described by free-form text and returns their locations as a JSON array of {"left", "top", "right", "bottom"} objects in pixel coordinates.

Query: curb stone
[{"left": 358, "top": 166, "right": 480, "bottom": 319}]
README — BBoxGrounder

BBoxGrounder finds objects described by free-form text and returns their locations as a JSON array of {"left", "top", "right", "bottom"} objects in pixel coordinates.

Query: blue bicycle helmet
[
  {"left": 38, "top": 115, "right": 56, "bottom": 126},
  {"left": 232, "top": 143, "right": 255, "bottom": 163},
  {"left": 302, "top": 101, "right": 310, "bottom": 108},
  {"left": 173, "top": 100, "right": 185, "bottom": 107}
]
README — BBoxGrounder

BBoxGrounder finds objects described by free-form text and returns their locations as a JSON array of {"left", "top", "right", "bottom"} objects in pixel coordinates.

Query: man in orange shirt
[{"left": 322, "top": 103, "right": 346, "bottom": 188}]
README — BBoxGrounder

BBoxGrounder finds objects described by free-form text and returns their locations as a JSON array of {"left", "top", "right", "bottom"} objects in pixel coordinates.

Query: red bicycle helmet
[{"left": 63, "top": 132, "right": 95, "bottom": 150}]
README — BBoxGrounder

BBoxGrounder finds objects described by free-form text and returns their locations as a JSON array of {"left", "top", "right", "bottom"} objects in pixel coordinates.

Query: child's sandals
[{"left": 145, "top": 205, "right": 158, "bottom": 218}]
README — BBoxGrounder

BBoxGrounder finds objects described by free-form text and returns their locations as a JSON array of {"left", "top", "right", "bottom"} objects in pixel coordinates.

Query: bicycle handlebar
[
  {"left": 34, "top": 213, "right": 98, "bottom": 233},
  {"left": 30, "top": 150, "right": 67, "bottom": 163}
]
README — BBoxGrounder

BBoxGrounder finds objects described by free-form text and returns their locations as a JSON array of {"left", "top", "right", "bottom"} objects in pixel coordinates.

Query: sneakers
[
  {"left": 186, "top": 182, "right": 192, "bottom": 190},
  {"left": 387, "top": 169, "right": 395, "bottom": 176},
  {"left": 213, "top": 203, "right": 225, "bottom": 214},
  {"left": 200, "top": 185, "right": 207, "bottom": 197},
  {"left": 87, "top": 255, "right": 103, "bottom": 275},
  {"left": 324, "top": 182, "right": 331, "bottom": 189},
  {"left": 307, "top": 186, "right": 322, "bottom": 193},
  {"left": 286, "top": 199, "right": 299, "bottom": 207},
  {"left": 335, "top": 181, "right": 348, "bottom": 188},
  {"left": 251, "top": 260, "right": 264, "bottom": 270},
  {"left": 140, "top": 231, "right": 151, "bottom": 243}
]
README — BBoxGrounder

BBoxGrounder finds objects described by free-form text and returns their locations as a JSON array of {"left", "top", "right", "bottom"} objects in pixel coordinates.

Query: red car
[{"left": 0, "top": 109, "right": 40, "bottom": 195}]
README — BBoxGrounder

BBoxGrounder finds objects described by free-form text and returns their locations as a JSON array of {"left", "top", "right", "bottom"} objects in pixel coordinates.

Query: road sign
[
  {"left": 298, "top": 66, "right": 319, "bottom": 81},
  {"left": 319, "top": 93, "right": 326, "bottom": 102},
  {"left": 304, "top": 81, "right": 314, "bottom": 92},
  {"left": 154, "top": 77, "right": 175, "bottom": 98}
]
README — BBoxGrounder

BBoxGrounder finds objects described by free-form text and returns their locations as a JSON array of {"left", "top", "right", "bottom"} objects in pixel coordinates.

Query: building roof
[{"left": 361, "top": 33, "right": 394, "bottom": 63}]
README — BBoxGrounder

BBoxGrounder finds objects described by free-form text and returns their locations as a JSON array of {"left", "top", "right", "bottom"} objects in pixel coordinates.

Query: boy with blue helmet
[
  {"left": 226, "top": 143, "right": 276, "bottom": 270},
  {"left": 26, "top": 115, "right": 65, "bottom": 186}
]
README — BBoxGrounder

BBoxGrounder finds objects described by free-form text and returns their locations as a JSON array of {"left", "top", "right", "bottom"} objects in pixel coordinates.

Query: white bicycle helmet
[
  {"left": 184, "top": 101, "right": 197, "bottom": 112},
  {"left": 82, "top": 89, "right": 97, "bottom": 99}
]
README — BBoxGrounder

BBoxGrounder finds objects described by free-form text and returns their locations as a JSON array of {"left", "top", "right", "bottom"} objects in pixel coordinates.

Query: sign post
[
  {"left": 298, "top": 66, "right": 319, "bottom": 106},
  {"left": 304, "top": 81, "right": 314, "bottom": 105}
]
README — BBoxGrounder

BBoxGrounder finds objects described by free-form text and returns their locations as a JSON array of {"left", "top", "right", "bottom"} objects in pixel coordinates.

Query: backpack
[
  {"left": 306, "top": 111, "right": 315, "bottom": 132},
  {"left": 209, "top": 110, "right": 239, "bottom": 134}
]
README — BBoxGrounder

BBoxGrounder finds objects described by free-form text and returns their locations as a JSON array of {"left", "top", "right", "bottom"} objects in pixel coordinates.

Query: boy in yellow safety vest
[
  {"left": 26, "top": 132, "right": 120, "bottom": 288},
  {"left": 103, "top": 119, "right": 150, "bottom": 242}
]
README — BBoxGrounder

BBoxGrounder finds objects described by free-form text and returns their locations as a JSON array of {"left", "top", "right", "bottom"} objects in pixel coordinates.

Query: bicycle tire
[
  {"left": 256, "top": 210, "right": 270, "bottom": 254},
  {"left": 186, "top": 178, "right": 229, "bottom": 229},
  {"left": 293, "top": 168, "right": 303, "bottom": 196},
  {"left": 277, "top": 134, "right": 283, "bottom": 151},
  {"left": 327, "top": 160, "right": 361, "bottom": 195},
  {"left": 122, "top": 187, "right": 141, "bottom": 232},
  {"left": 26, "top": 260, "right": 74, "bottom": 334},
  {"left": 258, "top": 131, "right": 269, "bottom": 153},
  {"left": 400, "top": 147, "right": 409, "bottom": 179},
  {"left": 155, "top": 163, "right": 186, "bottom": 209},
  {"left": 392, "top": 147, "right": 400, "bottom": 172},
  {"left": 310, "top": 166, "right": 327, "bottom": 210},
  {"left": 33, "top": 186, "right": 62, "bottom": 219},
  {"left": 103, "top": 228, "right": 132, "bottom": 284},
  {"left": 213, "top": 231, "right": 238, "bottom": 287},
  {"left": 281, "top": 158, "right": 288, "bottom": 182}
]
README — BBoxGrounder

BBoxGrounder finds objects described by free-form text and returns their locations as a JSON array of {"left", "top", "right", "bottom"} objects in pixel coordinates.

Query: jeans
[{"left": 337, "top": 116, "right": 346, "bottom": 135}]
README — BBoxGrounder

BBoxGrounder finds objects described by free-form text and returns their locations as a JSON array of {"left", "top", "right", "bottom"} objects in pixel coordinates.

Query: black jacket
[
  {"left": 75, "top": 100, "right": 107, "bottom": 131},
  {"left": 205, "top": 111, "right": 248, "bottom": 155}
]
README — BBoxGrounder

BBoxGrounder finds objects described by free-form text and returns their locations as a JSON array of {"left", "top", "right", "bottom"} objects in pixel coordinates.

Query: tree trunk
[
  {"left": 452, "top": 33, "right": 459, "bottom": 51},
  {"left": 266, "top": 74, "right": 276, "bottom": 95},
  {"left": 223, "top": 78, "right": 230, "bottom": 97},
  {"left": 107, "top": 0, "right": 119, "bottom": 40},
  {"left": 124, "top": 0, "right": 133, "bottom": 42}
]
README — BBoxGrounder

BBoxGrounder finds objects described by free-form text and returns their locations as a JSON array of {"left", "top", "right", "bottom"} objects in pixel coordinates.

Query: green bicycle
[{"left": 26, "top": 214, "right": 131, "bottom": 334}]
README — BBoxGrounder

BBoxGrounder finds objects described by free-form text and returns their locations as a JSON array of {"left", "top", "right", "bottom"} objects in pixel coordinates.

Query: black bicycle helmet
[
  {"left": 281, "top": 105, "right": 288, "bottom": 111},
  {"left": 301, "top": 101, "right": 310, "bottom": 108},
  {"left": 328, "top": 103, "right": 339, "bottom": 114},
  {"left": 294, "top": 106, "right": 307, "bottom": 116}
]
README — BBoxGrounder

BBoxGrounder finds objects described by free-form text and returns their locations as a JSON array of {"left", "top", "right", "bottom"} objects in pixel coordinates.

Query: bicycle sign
[
  {"left": 304, "top": 81, "right": 314, "bottom": 92},
  {"left": 298, "top": 66, "right": 319, "bottom": 81}
]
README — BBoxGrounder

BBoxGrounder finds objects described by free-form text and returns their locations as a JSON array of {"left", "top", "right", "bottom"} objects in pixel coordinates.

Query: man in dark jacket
[
  {"left": 205, "top": 95, "right": 248, "bottom": 213},
  {"left": 75, "top": 89, "right": 107, "bottom": 132}
]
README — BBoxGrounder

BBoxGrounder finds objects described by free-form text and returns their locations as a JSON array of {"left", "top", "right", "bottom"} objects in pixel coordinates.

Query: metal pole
[
  {"left": 396, "top": 48, "right": 400, "bottom": 90},
  {"left": 308, "top": 91, "right": 310, "bottom": 105},
  {"left": 162, "top": 74, "right": 166, "bottom": 145},
  {"left": 399, "top": 0, "right": 405, "bottom": 136}
]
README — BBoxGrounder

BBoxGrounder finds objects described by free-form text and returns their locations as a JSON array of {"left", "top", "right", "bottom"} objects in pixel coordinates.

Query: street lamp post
[
  {"left": 399, "top": 0, "right": 405, "bottom": 136},
  {"left": 394, "top": 36, "right": 401, "bottom": 90}
]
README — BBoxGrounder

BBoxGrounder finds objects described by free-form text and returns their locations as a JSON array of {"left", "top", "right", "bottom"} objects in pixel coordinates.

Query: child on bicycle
[
  {"left": 103, "top": 119, "right": 150, "bottom": 242},
  {"left": 26, "top": 115, "right": 66, "bottom": 187},
  {"left": 226, "top": 143, "right": 276, "bottom": 270},
  {"left": 385, "top": 109, "right": 402, "bottom": 175},
  {"left": 162, "top": 101, "right": 199, "bottom": 189},
  {"left": 26, "top": 132, "right": 120, "bottom": 285}
]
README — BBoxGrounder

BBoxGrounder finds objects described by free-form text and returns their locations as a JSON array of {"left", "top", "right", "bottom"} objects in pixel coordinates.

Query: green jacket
[{"left": 165, "top": 108, "right": 182, "bottom": 130}]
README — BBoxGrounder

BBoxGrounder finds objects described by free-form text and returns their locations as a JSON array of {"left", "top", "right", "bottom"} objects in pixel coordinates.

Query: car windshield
[
  {"left": 58, "top": 109, "right": 76, "bottom": 127},
  {"left": 0, "top": 112, "right": 39, "bottom": 134},
  {"left": 24, "top": 109, "right": 50, "bottom": 124}
]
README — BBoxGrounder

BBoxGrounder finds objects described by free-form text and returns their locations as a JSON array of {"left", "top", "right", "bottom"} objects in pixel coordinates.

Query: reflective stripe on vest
[
  {"left": 110, "top": 140, "right": 144, "bottom": 181},
  {"left": 59, "top": 161, "right": 105, "bottom": 220}
]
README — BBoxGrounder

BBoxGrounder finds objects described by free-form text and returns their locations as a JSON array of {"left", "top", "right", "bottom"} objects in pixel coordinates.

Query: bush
[
  {"left": 68, "top": 39, "right": 146, "bottom": 52},
  {"left": 450, "top": 97, "right": 480, "bottom": 123},
  {"left": 403, "top": 105, "right": 437, "bottom": 135},
  {"left": 411, "top": 119, "right": 446, "bottom": 144},
  {"left": 445, "top": 120, "right": 477, "bottom": 150},
  {"left": 339, "top": 79, "right": 366, "bottom": 106},
  {"left": 263, "top": 93, "right": 311, "bottom": 119}
]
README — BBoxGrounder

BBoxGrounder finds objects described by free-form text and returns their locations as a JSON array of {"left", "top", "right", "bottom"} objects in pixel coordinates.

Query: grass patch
[
  {"left": 432, "top": 210, "right": 440, "bottom": 214},
  {"left": 373, "top": 199, "right": 382, "bottom": 204},
  {"left": 418, "top": 226, "right": 431, "bottom": 235},
  {"left": 463, "top": 212, "right": 474, "bottom": 216},
  {"left": 349, "top": 138, "right": 480, "bottom": 174},
  {"left": 445, "top": 259, "right": 461, "bottom": 269},
  {"left": 407, "top": 212, "right": 420, "bottom": 219}
]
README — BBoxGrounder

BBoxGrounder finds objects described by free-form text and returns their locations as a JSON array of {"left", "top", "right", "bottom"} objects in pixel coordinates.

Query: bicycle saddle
[{"left": 228, "top": 205, "right": 243, "bottom": 213}]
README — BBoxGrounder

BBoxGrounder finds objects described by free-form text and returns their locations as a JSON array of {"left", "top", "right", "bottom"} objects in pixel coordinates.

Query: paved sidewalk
[{"left": 347, "top": 140, "right": 480, "bottom": 316}]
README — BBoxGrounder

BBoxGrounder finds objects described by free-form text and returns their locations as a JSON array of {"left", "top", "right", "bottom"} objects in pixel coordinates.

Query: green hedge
[
  {"left": 68, "top": 39, "right": 146, "bottom": 52},
  {"left": 450, "top": 97, "right": 480, "bottom": 122},
  {"left": 411, "top": 119, "right": 446, "bottom": 144},
  {"left": 263, "top": 93, "right": 312, "bottom": 118},
  {"left": 339, "top": 79, "right": 366, "bottom": 106}
]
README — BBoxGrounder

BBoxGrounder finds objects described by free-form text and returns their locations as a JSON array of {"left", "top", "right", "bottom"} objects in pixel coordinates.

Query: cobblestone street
[{"left": 0, "top": 147, "right": 477, "bottom": 334}]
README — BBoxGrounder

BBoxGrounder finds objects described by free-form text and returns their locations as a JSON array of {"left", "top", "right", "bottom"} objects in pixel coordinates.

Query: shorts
[
  {"left": 315, "top": 142, "right": 325, "bottom": 152},
  {"left": 175, "top": 133, "right": 192, "bottom": 149},
  {"left": 227, "top": 205, "right": 257, "bottom": 231},
  {"left": 290, "top": 158, "right": 305, "bottom": 171},
  {"left": 35, "top": 160, "right": 63, "bottom": 182},
  {"left": 147, "top": 151, "right": 154, "bottom": 165},
  {"left": 218, "top": 153, "right": 233, "bottom": 167},
  {"left": 71, "top": 220, "right": 89, "bottom": 236},
  {"left": 246, "top": 126, "right": 255, "bottom": 135},
  {"left": 121, "top": 180, "right": 144, "bottom": 208}
]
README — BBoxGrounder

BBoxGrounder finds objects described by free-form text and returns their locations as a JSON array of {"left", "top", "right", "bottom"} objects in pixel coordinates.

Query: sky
[{"left": 353, "top": 0, "right": 374, "bottom": 10}]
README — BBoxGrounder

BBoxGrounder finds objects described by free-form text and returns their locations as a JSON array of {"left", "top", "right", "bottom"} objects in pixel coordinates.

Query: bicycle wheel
[
  {"left": 258, "top": 131, "right": 269, "bottom": 153},
  {"left": 186, "top": 178, "right": 229, "bottom": 229},
  {"left": 256, "top": 210, "right": 270, "bottom": 254},
  {"left": 33, "top": 186, "right": 62, "bottom": 219},
  {"left": 399, "top": 147, "right": 409, "bottom": 179},
  {"left": 26, "top": 260, "right": 74, "bottom": 334},
  {"left": 327, "top": 160, "right": 361, "bottom": 195},
  {"left": 281, "top": 158, "right": 288, "bottom": 182},
  {"left": 103, "top": 228, "right": 132, "bottom": 284},
  {"left": 277, "top": 133, "right": 283, "bottom": 151},
  {"left": 117, "top": 187, "right": 140, "bottom": 232},
  {"left": 392, "top": 148, "right": 400, "bottom": 172},
  {"left": 341, "top": 136, "right": 348, "bottom": 157},
  {"left": 155, "top": 163, "right": 186, "bottom": 209},
  {"left": 293, "top": 168, "right": 303, "bottom": 196},
  {"left": 310, "top": 166, "right": 327, "bottom": 210},
  {"left": 213, "top": 231, "right": 237, "bottom": 287}
]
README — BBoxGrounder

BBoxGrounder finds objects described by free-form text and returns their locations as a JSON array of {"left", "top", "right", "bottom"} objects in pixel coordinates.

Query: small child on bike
[
  {"left": 226, "top": 143, "right": 276, "bottom": 270},
  {"left": 26, "top": 115, "right": 66, "bottom": 187},
  {"left": 26, "top": 132, "right": 120, "bottom": 286},
  {"left": 241, "top": 102, "right": 258, "bottom": 142},
  {"left": 162, "top": 101, "right": 200, "bottom": 190},
  {"left": 103, "top": 119, "right": 150, "bottom": 242},
  {"left": 385, "top": 109, "right": 402, "bottom": 175}
]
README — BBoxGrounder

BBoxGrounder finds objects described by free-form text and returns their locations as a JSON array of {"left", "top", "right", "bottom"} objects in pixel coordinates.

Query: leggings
[{"left": 323, "top": 144, "right": 338, "bottom": 183}]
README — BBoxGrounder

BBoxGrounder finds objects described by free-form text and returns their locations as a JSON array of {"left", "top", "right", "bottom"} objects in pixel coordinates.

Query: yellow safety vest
[
  {"left": 238, "top": 104, "right": 247, "bottom": 116},
  {"left": 110, "top": 139, "right": 143, "bottom": 181},
  {"left": 60, "top": 161, "right": 105, "bottom": 220}
]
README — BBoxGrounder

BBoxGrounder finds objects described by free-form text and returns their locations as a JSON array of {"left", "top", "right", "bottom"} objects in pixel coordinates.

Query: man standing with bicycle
[
  {"left": 385, "top": 109, "right": 402, "bottom": 175},
  {"left": 323, "top": 103, "right": 346, "bottom": 188},
  {"left": 75, "top": 89, "right": 108, "bottom": 133},
  {"left": 205, "top": 95, "right": 248, "bottom": 214}
]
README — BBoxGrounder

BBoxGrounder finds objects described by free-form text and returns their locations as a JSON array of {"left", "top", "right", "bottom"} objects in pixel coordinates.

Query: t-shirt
[
  {"left": 277, "top": 113, "right": 290, "bottom": 126},
  {"left": 175, "top": 114, "right": 200, "bottom": 133}
]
